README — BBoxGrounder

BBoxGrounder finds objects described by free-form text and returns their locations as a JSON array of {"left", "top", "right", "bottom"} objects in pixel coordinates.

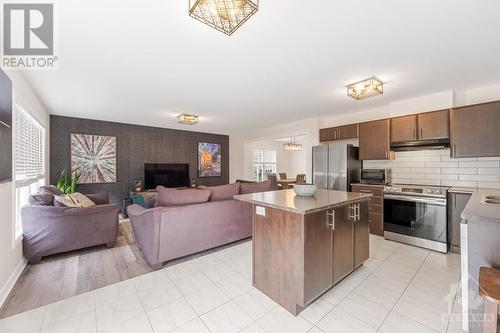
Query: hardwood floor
[{"left": 0, "top": 222, "right": 151, "bottom": 318}]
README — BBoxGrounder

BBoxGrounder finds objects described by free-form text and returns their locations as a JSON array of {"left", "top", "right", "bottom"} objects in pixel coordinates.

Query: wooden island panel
[{"left": 238, "top": 189, "right": 371, "bottom": 316}]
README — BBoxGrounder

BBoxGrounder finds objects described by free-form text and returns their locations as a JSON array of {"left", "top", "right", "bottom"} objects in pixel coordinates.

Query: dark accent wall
[{"left": 50, "top": 115, "right": 229, "bottom": 208}]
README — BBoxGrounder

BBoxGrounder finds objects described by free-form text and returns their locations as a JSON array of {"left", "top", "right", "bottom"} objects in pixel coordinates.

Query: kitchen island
[{"left": 234, "top": 189, "right": 371, "bottom": 315}]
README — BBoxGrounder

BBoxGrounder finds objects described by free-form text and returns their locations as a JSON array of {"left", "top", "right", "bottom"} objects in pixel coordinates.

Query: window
[
  {"left": 252, "top": 149, "right": 276, "bottom": 182},
  {"left": 14, "top": 105, "right": 46, "bottom": 241}
]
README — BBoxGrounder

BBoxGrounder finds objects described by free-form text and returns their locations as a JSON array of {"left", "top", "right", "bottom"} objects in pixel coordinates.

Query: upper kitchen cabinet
[
  {"left": 450, "top": 101, "right": 500, "bottom": 158},
  {"left": 417, "top": 109, "right": 450, "bottom": 140},
  {"left": 359, "top": 119, "right": 392, "bottom": 160},
  {"left": 391, "top": 115, "right": 417, "bottom": 143},
  {"left": 319, "top": 124, "right": 358, "bottom": 142},
  {"left": 391, "top": 110, "right": 449, "bottom": 143}
]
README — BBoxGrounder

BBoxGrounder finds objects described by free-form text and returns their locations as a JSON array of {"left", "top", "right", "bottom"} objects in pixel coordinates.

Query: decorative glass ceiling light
[
  {"left": 347, "top": 77, "right": 383, "bottom": 100},
  {"left": 284, "top": 137, "right": 302, "bottom": 151},
  {"left": 189, "top": 0, "right": 259, "bottom": 36},
  {"left": 177, "top": 114, "right": 199, "bottom": 125}
]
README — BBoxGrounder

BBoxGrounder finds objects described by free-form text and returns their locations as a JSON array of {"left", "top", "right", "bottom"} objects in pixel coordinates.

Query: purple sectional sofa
[
  {"left": 21, "top": 186, "right": 119, "bottom": 264},
  {"left": 127, "top": 180, "right": 277, "bottom": 268}
]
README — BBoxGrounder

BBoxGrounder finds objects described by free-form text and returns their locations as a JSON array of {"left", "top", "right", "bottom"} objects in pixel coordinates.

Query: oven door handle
[{"left": 383, "top": 194, "right": 447, "bottom": 206}]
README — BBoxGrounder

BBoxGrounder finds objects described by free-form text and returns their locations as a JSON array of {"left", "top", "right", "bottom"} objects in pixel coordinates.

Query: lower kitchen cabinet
[
  {"left": 351, "top": 184, "right": 385, "bottom": 236},
  {"left": 448, "top": 192, "right": 472, "bottom": 254},
  {"left": 303, "top": 201, "right": 370, "bottom": 304}
]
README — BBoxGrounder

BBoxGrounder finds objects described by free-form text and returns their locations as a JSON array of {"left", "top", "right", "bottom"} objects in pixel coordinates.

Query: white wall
[
  {"left": 0, "top": 71, "right": 50, "bottom": 306},
  {"left": 229, "top": 83, "right": 500, "bottom": 185},
  {"left": 229, "top": 117, "right": 320, "bottom": 182}
]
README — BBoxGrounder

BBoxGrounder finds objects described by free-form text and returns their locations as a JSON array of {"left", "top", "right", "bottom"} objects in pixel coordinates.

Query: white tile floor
[{"left": 0, "top": 235, "right": 465, "bottom": 333}]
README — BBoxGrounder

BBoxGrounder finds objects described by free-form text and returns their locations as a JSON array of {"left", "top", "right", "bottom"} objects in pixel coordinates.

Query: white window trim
[
  {"left": 252, "top": 149, "right": 277, "bottom": 182},
  {"left": 12, "top": 101, "right": 47, "bottom": 247}
]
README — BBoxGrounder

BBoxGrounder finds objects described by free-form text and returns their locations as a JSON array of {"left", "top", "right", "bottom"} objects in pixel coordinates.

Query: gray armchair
[{"left": 21, "top": 192, "right": 118, "bottom": 264}]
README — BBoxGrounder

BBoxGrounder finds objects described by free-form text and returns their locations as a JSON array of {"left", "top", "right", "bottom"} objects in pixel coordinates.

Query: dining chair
[
  {"left": 266, "top": 173, "right": 279, "bottom": 190},
  {"left": 296, "top": 174, "right": 306, "bottom": 184},
  {"left": 279, "top": 173, "right": 288, "bottom": 180}
]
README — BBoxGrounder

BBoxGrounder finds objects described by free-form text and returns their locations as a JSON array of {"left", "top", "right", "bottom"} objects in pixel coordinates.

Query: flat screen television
[
  {"left": 144, "top": 163, "right": 190, "bottom": 189},
  {"left": 0, "top": 69, "right": 12, "bottom": 184}
]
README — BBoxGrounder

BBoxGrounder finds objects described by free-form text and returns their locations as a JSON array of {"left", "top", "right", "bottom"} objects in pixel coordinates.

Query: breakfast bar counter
[{"left": 235, "top": 189, "right": 371, "bottom": 315}]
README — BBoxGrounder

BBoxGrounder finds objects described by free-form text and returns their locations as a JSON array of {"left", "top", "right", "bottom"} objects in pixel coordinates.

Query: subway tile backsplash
[{"left": 363, "top": 149, "right": 500, "bottom": 189}]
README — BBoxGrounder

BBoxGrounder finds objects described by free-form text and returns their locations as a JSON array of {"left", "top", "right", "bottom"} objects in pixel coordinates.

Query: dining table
[{"left": 277, "top": 179, "right": 296, "bottom": 189}]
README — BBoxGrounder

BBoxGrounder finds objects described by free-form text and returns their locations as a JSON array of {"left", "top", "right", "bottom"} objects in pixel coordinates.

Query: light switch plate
[{"left": 256, "top": 206, "right": 266, "bottom": 216}]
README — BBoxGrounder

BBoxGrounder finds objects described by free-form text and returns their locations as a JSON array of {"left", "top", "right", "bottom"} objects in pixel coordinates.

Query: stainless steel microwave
[{"left": 360, "top": 169, "right": 391, "bottom": 185}]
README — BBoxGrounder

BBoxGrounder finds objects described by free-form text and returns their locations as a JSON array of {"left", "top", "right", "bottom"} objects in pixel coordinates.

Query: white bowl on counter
[{"left": 293, "top": 184, "right": 318, "bottom": 196}]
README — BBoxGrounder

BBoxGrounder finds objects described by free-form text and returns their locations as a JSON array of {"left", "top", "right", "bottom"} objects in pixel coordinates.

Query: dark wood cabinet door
[
  {"left": 332, "top": 205, "right": 354, "bottom": 284},
  {"left": 320, "top": 128, "right": 335, "bottom": 142},
  {"left": 451, "top": 101, "right": 500, "bottom": 157},
  {"left": 354, "top": 201, "right": 370, "bottom": 269},
  {"left": 359, "top": 119, "right": 391, "bottom": 160},
  {"left": 418, "top": 109, "right": 450, "bottom": 140},
  {"left": 369, "top": 212, "right": 383, "bottom": 236},
  {"left": 338, "top": 124, "right": 359, "bottom": 140},
  {"left": 303, "top": 211, "right": 333, "bottom": 304},
  {"left": 391, "top": 115, "right": 417, "bottom": 143},
  {"left": 319, "top": 128, "right": 335, "bottom": 142}
]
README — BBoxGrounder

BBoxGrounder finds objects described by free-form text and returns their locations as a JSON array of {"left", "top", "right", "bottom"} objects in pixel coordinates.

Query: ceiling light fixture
[
  {"left": 189, "top": 0, "right": 259, "bottom": 36},
  {"left": 347, "top": 77, "right": 383, "bottom": 100},
  {"left": 177, "top": 114, "right": 199, "bottom": 125},
  {"left": 284, "top": 137, "right": 302, "bottom": 151}
]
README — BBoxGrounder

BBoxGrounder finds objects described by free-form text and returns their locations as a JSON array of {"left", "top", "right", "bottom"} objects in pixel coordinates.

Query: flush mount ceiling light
[
  {"left": 347, "top": 77, "right": 384, "bottom": 100},
  {"left": 189, "top": 0, "right": 259, "bottom": 36},
  {"left": 177, "top": 114, "right": 199, "bottom": 125},
  {"left": 284, "top": 137, "right": 302, "bottom": 151}
]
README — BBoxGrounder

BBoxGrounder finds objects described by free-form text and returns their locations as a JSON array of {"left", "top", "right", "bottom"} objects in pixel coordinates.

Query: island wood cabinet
[
  {"left": 304, "top": 201, "right": 369, "bottom": 305},
  {"left": 351, "top": 184, "right": 384, "bottom": 236},
  {"left": 391, "top": 110, "right": 450, "bottom": 143},
  {"left": 319, "top": 124, "right": 358, "bottom": 142},
  {"left": 450, "top": 101, "right": 500, "bottom": 158},
  {"left": 250, "top": 197, "right": 370, "bottom": 315},
  {"left": 359, "top": 119, "right": 392, "bottom": 160}
]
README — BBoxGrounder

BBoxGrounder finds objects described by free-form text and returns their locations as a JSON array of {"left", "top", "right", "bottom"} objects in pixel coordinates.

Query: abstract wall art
[
  {"left": 71, "top": 133, "right": 117, "bottom": 184},
  {"left": 198, "top": 142, "right": 222, "bottom": 177}
]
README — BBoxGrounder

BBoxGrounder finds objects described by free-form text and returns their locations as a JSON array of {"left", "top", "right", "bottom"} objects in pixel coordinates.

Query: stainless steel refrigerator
[{"left": 312, "top": 144, "right": 361, "bottom": 191}]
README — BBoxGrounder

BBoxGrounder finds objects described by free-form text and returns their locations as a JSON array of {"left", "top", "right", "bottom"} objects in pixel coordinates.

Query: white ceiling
[{"left": 20, "top": 0, "right": 500, "bottom": 135}]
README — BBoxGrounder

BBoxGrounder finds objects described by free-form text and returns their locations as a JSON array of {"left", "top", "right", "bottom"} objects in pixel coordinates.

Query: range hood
[{"left": 390, "top": 139, "right": 450, "bottom": 152}]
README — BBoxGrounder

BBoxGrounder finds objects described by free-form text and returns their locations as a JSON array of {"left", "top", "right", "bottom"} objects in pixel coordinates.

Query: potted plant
[{"left": 56, "top": 170, "right": 80, "bottom": 194}]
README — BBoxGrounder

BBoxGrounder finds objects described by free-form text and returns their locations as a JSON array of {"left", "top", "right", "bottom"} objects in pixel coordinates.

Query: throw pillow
[
  {"left": 38, "top": 185, "right": 63, "bottom": 196},
  {"left": 28, "top": 193, "right": 54, "bottom": 206},
  {"left": 240, "top": 180, "right": 273, "bottom": 194},
  {"left": 155, "top": 186, "right": 211, "bottom": 207},
  {"left": 198, "top": 183, "right": 240, "bottom": 201},
  {"left": 70, "top": 192, "right": 96, "bottom": 208},
  {"left": 53, "top": 194, "right": 80, "bottom": 207}
]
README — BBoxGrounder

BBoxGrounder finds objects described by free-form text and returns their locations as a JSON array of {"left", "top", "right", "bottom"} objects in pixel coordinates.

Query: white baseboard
[{"left": 0, "top": 258, "right": 27, "bottom": 308}]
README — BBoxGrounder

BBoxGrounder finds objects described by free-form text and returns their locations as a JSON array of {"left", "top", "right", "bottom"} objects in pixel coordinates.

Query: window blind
[{"left": 14, "top": 107, "right": 45, "bottom": 184}]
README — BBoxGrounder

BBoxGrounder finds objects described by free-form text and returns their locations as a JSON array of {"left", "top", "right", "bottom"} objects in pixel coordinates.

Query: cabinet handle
[
  {"left": 359, "top": 189, "right": 372, "bottom": 193},
  {"left": 338, "top": 129, "right": 342, "bottom": 139},
  {"left": 420, "top": 128, "right": 423, "bottom": 139},
  {"left": 326, "top": 211, "right": 335, "bottom": 230},
  {"left": 333, "top": 130, "right": 337, "bottom": 140},
  {"left": 412, "top": 129, "right": 416, "bottom": 140},
  {"left": 452, "top": 144, "right": 456, "bottom": 157}
]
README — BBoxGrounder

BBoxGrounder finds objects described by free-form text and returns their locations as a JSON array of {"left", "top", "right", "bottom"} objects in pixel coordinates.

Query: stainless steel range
[{"left": 383, "top": 184, "right": 449, "bottom": 253}]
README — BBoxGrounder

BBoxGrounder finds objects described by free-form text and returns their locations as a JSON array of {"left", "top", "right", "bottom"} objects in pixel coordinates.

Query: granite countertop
[
  {"left": 461, "top": 188, "right": 500, "bottom": 224},
  {"left": 234, "top": 189, "right": 371, "bottom": 215}
]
